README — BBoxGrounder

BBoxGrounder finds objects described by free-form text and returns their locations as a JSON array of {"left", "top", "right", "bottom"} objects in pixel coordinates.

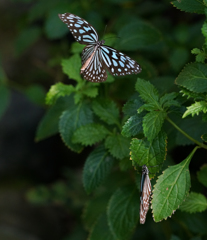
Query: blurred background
[{"left": 0, "top": 0, "right": 206, "bottom": 239}]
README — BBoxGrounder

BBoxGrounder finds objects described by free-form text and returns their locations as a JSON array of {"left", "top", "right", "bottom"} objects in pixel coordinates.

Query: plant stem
[{"left": 166, "top": 116, "right": 207, "bottom": 150}]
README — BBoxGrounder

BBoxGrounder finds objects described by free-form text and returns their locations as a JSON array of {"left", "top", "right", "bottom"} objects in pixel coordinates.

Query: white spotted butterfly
[{"left": 58, "top": 13, "right": 142, "bottom": 82}]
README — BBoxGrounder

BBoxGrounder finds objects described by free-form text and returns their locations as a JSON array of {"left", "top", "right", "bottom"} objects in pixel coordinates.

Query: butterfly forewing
[
  {"left": 58, "top": 13, "right": 98, "bottom": 45},
  {"left": 101, "top": 46, "right": 141, "bottom": 76}
]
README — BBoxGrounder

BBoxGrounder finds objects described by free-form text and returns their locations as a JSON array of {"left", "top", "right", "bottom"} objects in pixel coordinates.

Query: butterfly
[
  {"left": 140, "top": 165, "right": 151, "bottom": 224},
  {"left": 58, "top": 13, "right": 142, "bottom": 82}
]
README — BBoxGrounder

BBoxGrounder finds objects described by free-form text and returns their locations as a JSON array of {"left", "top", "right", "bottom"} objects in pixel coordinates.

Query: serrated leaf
[
  {"left": 107, "top": 186, "right": 139, "bottom": 240},
  {"left": 135, "top": 78, "right": 160, "bottom": 108},
  {"left": 83, "top": 194, "right": 111, "bottom": 231},
  {"left": 0, "top": 85, "right": 10, "bottom": 119},
  {"left": 81, "top": 85, "right": 98, "bottom": 98},
  {"left": 138, "top": 103, "right": 157, "bottom": 113},
  {"left": 196, "top": 53, "right": 206, "bottom": 63},
  {"left": 72, "top": 123, "right": 109, "bottom": 146},
  {"left": 89, "top": 214, "right": 115, "bottom": 240},
  {"left": 36, "top": 95, "right": 74, "bottom": 141},
  {"left": 71, "top": 42, "right": 85, "bottom": 54},
  {"left": 46, "top": 82, "right": 75, "bottom": 105},
  {"left": 172, "top": 0, "right": 205, "bottom": 14},
  {"left": 83, "top": 145, "right": 114, "bottom": 194},
  {"left": 182, "top": 101, "right": 207, "bottom": 118},
  {"left": 105, "top": 134, "right": 130, "bottom": 160},
  {"left": 143, "top": 111, "right": 167, "bottom": 142},
  {"left": 152, "top": 146, "right": 199, "bottom": 222},
  {"left": 159, "top": 92, "right": 179, "bottom": 110},
  {"left": 180, "top": 192, "right": 207, "bottom": 213},
  {"left": 59, "top": 102, "right": 93, "bottom": 152},
  {"left": 176, "top": 116, "right": 207, "bottom": 145},
  {"left": 202, "top": 20, "right": 207, "bottom": 38},
  {"left": 179, "top": 86, "right": 205, "bottom": 101},
  {"left": 191, "top": 48, "right": 201, "bottom": 54},
  {"left": 122, "top": 94, "right": 144, "bottom": 116},
  {"left": 116, "top": 20, "right": 162, "bottom": 51},
  {"left": 130, "top": 130, "right": 167, "bottom": 176},
  {"left": 61, "top": 54, "right": 82, "bottom": 82},
  {"left": 197, "top": 164, "right": 207, "bottom": 187},
  {"left": 175, "top": 63, "right": 207, "bottom": 93},
  {"left": 92, "top": 99, "right": 120, "bottom": 126},
  {"left": 121, "top": 114, "right": 143, "bottom": 138}
]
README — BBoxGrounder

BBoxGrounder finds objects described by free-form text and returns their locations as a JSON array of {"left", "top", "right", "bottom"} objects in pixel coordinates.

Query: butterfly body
[
  {"left": 140, "top": 165, "right": 151, "bottom": 224},
  {"left": 58, "top": 13, "right": 141, "bottom": 82}
]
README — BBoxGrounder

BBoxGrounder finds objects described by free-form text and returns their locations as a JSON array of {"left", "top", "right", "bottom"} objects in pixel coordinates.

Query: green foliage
[
  {"left": 176, "top": 63, "right": 207, "bottom": 93},
  {"left": 107, "top": 186, "right": 139, "bottom": 240},
  {"left": 152, "top": 146, "right": 199, "bottom": 222},
  {"left": 8, "top": 0, "right": 207, "bottom": 239},
  {"left": 180, "top": 192, "right": 207, "bottom": 213},
  {"left": 83, "top": 145, "right": 114, "bottom": 194},
  {"left": 197, "top": 164, "right": 207, "bottom": 187},
  {"left": 183, "top": 101, "right": 207, "bottom": 118}
]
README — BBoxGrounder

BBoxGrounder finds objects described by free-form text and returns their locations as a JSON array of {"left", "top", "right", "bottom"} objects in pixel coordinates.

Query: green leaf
[
  {"left": 81, "top": 85, "right": 99, "bottom": 98},
  {"left": 89, "top": 214, "right": 115, "bottom": 240},
  {"left": 36, "top": 96, "right": 74, "bottom": 141},
  {"left": 182, "top": 101, "right": 207, "bottom": 118},
  {"left": 202, "top": 20, "right": 207, "bottom": 38},
  {"left": 135, "top": 78, "right": 160, "bottom": 107},
  {"left": 61, "top": 54, "right": 82, "bottom": 82},
  {"left": 46, "top": 82, "right": 75, "bottom": 105},
  {"left": 176, "top": 116, "right": 207, "bottom": 145},
  {"left": 180, "top": 192, "right": 207, "bottom": 213},
  {"left": 175, "top": 63, "right": 207, "bottom": 93},
  {"left": 152, "top": 146, "right": 199, "bottom": 222},
  {"left": 201, "top": 133, "right": 207, "bottom": 142},
  {"left": 121, "top": 114, "right": 143, "bottom": 138},
  {"left": 72, "top": 123, "right": 109, "bottom": 146},
  {"left": 71, "top": 42, "right": 85, "bottom": 54},
  {"left": 130, "top": 130, "right": 167, "bottom": 176},
  {"left": 172, "top": 0, "right": 205, "bottom": 14},
  {"left": 179, "top": 86, "right": 205, "bottom": 101},
  {"left": 159, "top": 92, "right": 180, "bottom": 110},
  {"left": 122, "top": 94, "right": 144, "bottom": 116},
  {"left": 116, "top": 20, "right": 161, "bottom": 51},
  {"left": 92, "top": 99, "right": 120, "bottom": 126},
  {"left": 83, "top": 145, "right": 114, "bottom": 194},
  {"left": 197, "top": 164, "right": 207, "bottom": 187},
  {"left": 107, "top": 186, "right": 139, "bottom": 240},
  {"left": 0, "top": 85, "right": 10, "bottom": 119},
  {"left": 59, "top": 101, "right": 93, "bottom": 152},
  {"left": 143, "top": 111, "right": 167, "bottom": 142},
  {"left": 138, "top": 103, "right": 158, "bottom": 113},
  {"left": 105, "top": 134, "right": 130, "bottom": 160},
  {"left": 119, "top": 157, "right": 133, "bottom": 171},
  {"left": 83, "top": 194, "right": 111, "bottom": 231}
]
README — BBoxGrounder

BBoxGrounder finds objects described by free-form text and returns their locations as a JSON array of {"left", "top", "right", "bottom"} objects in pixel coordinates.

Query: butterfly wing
[
  {"left": 100, "top": 46, "right": 141, "bottom": 76},
  {"left": 142, "top": 173, "right": 151, "bottom": 212},
  {"left": 81, "top": 47, "right": 107, "bottom": 82},
  {"left": 82, "top": 45, "right": 96, "bottom": 65},
  {"left": 58, "top": 13, "right": 98, "bottom": 45},
  {"left": 140, "top": 166, "right": 151, "bottom": 224}
]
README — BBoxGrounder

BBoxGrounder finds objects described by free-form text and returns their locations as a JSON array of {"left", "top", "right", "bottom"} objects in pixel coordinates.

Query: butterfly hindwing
[
  {"left": 101, "top": 46, "right": 141, "bottom": 76},
  {"left": 82, "top": 48, "right": 107, "bottom": 82},
  {"left": 58, "top": 13, "right": 98, "bottom": 45}
]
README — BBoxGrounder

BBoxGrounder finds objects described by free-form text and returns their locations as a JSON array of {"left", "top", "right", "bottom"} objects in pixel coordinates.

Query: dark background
[{"left": 0, "top": 0, "right": 206, "bottom": 239}]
